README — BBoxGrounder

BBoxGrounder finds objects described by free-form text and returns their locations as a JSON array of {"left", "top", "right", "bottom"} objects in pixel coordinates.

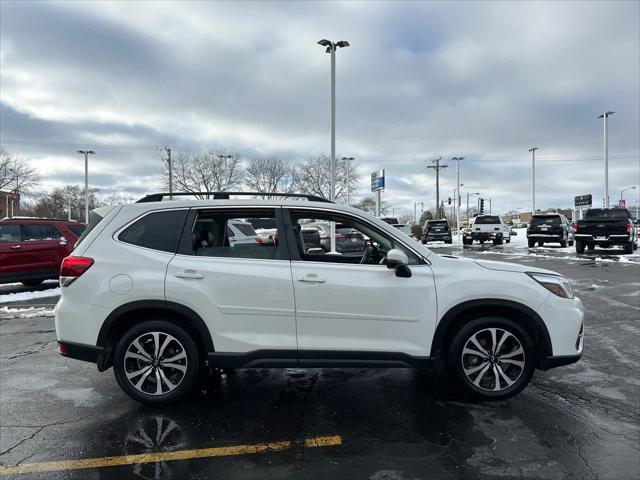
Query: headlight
[{"left": 527, "top": 273, "right": 574, "bottom": 299}]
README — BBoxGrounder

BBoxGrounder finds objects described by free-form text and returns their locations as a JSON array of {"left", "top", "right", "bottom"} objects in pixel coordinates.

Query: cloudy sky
[{"left": 1, "top": 0, "right": 639, "bottom": 217}]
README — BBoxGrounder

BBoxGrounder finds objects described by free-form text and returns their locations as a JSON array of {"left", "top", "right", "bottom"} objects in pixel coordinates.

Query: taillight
[
  {"left": 60, "top": 256, "right": 94, "bottom": 287},
  {"left": 626, "top": 223, "right": 631, "bottom": 233},
  {"left": 335, "top": 233, "right": 345, "bottom": 239},
  {"left": 573, "top": 223, "right": 578, "bottom": 233}
]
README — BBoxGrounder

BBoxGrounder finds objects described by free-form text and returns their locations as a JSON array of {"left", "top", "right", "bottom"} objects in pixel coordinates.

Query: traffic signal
[
  {"left": 479, "top": 198, "right": 485, "bottom": 214},
  {"left": 448, "top": 197, "right": 451, "bottom": 205},
  {"left": 458, "top": 196, "right": 461, "bottom": 207}
]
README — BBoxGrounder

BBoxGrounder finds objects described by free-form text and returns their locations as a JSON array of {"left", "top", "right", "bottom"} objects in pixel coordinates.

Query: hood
[{"left": 472, "top": 259, "right": 557, "bottom": 276}]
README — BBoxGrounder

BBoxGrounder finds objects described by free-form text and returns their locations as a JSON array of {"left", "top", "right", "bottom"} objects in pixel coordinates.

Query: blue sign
[{"left": 371, "top": 169, "right": 385, "bottom": 192}]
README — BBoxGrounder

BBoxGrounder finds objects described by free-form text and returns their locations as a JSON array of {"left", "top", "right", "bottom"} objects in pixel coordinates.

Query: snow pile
[
  {"left": 0, "top": 306, "right": 55, "bottom": 318},
  {"left": 0, "top": 287, "right": 61, "bottom": 304}
]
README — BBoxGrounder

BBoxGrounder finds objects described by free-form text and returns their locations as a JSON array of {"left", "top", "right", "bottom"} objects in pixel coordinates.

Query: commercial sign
[
  {"left": 371, "top": 169, "right": 385, "bottom": 192},
  {"left": 574, "top": 194, "right": 592, "bottom": 208}
]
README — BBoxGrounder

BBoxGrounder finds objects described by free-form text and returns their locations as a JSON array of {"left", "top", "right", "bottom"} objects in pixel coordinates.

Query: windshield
[{"left": 474, "top": 216, "right": 500, "bottom": 224}]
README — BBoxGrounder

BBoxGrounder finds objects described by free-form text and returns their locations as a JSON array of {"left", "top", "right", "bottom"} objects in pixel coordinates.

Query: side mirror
[
  {"left": 386, "top": 248, "right": 409, "bottom": 269},
  {"left": 395, "top": 264, "right": 412, "bottom": 278},
  {"left": 59, "top": 236, "right": 68, "bottom": 246}
]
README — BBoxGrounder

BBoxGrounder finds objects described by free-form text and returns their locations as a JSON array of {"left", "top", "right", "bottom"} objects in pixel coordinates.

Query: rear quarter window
[
  {"left": 119, "top": 210, "right": 188, "bottom": 253},
  {"left": 0, "top": 224, "right": 21, "bottom": 242},
  {"left": 67, "top": 224, "right": 86, "bottom": 237}
]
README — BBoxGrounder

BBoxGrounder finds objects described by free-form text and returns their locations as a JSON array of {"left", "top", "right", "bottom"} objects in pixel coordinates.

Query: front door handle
[
  {"left": 174, "top": 270, "right": 205, "bottom": 280},
  {"left": 297, "top": 274, "right": 326, "bottom": 284},
  {"left": 11, "top": 245, "right": 21, "bottom": 250}
]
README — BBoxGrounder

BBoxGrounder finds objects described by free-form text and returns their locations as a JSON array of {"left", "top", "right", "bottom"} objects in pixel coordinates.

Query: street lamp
[
  {"left": 451, "top": 157, "right": 464, "bottom": 239},
  {"left": 467, "top": 192, "right": 480, "bottom": 221},
  {"left": 598, "top": 111, "right": 614, "bottom": 207},
  {"left": 529, "top": 147, "right": 538, "bottom": 213},
  {"left": 77, "top": 150, "right": 95, "bottom": 224},
  {"left": 318, "top": 38, "right": 349, "bottom": 253},
  {"left": 341, "top": 156, "right": 354, "bottom": 206}
]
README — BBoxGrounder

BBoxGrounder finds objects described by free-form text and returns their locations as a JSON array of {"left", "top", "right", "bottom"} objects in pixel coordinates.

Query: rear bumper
[
  {"left": 527, "top": 233, "right": 563, "bottom": 239},
  {"left": 57, "top": 340, "right": 103, "bottom": 363},
  {"left": 574, "top": 234, "right": 630, "bottom": 245},
  {"left": 425, "top": 233, "right": 452, "bottom": 241}
]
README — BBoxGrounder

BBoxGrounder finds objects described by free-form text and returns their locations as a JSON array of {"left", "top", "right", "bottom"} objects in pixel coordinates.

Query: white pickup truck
[{"left": 463, "top": 214, "right": 511, "bottom": 245}]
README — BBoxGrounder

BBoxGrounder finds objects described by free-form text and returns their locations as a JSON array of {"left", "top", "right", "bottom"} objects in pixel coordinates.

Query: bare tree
[
  {"left": 245, "top": 157, "right": 298, "bottom": 197},
  {"left": 162, "top": 151, "right": 244, "bottom": 198},
  {"left": 298, "top": 154, "right": 359, "bottom": 202},
  {"left": 0, "top": 147, "right": 40, "bottom": 194},
  {"left": 102, "top": 192, "right": 136, "bottom": 206},
  {"left": 28, "top": 185, "right": 100, "bottom": 221},
  {"left": 352, "top": 195, "right": 390, "bottom": 216}
]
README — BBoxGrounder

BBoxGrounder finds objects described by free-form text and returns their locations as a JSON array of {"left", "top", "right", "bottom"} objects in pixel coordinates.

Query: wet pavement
[{"left": 1, "top": 247, "right": 639, "bottom": 479}]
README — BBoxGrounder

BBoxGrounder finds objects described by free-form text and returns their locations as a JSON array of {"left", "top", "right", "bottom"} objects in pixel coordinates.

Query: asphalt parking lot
[{"left": 1, "top": 244, "right": 639, "bottom": 480}]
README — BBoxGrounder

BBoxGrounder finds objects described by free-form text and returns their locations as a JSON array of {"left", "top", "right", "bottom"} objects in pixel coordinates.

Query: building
[
  {"left": 503, "top": 209, "right": 574, "bottom": 224},
  {"left": 0, "top": 191, "right": 11, "bottom": 218}
]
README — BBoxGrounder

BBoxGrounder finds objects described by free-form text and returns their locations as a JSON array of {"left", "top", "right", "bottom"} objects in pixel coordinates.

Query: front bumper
[{"left": 541, "top": 353, "right": 582, "bottom": 370}]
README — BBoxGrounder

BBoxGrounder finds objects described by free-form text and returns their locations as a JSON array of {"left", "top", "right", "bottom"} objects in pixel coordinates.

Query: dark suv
[
  {"left": 422, "top": 220, "right": 452, "bottom": 244},
  {"left": 527, "top": 213, "right": 574, "bottom": 248},
  {"left": 0, "top": 218, "right": 86, "bottom": 286}
]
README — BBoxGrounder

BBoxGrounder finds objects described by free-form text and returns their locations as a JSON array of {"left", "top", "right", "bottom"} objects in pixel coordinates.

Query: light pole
[
  {"left": 467, "top": 192, "right": 480, "bottom": 221},
  {"left": 598, "top": 111, "right": 614, "bottom": 208},
  {"left": 77, "top": 150, "right": 95, "bottom": 224},
  {"left": 318, "top": 38, "right": 349, "bottom": 253},
  {"left": 621, "top": 186, "right": 636, "bottom": 208},
  {"left": 452, "top": 157, "right": 464, "bottom": 237},
  {"left": 342, "top": 156, "right": 354, "bottom": 206},
  {"left": 529, "top": 147, "right": 538, "bottom": 214}
]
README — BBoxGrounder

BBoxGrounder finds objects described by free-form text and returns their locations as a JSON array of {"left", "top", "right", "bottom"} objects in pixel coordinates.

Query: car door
[
  {"left": 286, "top": 208, "right": 437, "bottom": 358},
  {"left": 19, "top": 224, "right": 65, "bottom": 274},
  {"left": 165, "top": 207, "right": 297, "bottom": 354},
  {"left": 0, "top": 223, "right": 25, "bottom": 278}
]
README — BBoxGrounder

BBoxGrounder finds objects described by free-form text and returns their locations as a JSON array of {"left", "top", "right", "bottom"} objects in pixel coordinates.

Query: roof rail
[{"left": 136, "top": 192, "right": 333, "bottom": 204}]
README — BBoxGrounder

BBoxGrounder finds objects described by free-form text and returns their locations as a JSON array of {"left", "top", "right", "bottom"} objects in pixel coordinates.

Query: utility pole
[
  {"left": 427, "top": 157, "right": 447, "bottom": 218},
  {"left": 342, "top": 156, "right": 354, "bottom": 206},
  {"left": 165, "top": 147, "right": 172, "bottom": 200},
  {"left": 68, "top": 194, "right": 71, "bottom": 221},
  {"left": 598, "top": 111, "right": 614, "bottom": 208},
  {"left": 77, "top": 150, "right": 95, "bottom": 224},
  {"left": 529, "top": 147, "right": 538, "bottom": 214}
]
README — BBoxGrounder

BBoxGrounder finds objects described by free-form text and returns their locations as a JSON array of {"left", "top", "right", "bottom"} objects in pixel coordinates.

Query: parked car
[
  {"left": 55, "top": 192, "right": 583, "bottom": 405},
  {"left": 304, "top": 222, "right": 365, "bottom": 255},
  {"left": 573, "top": 208, "right": 638, "bottom": 254},
  {"left": 0, "top": 217, "right": 86, "bottom": 286},
  {"left": 422, "top": 219, "right": 452, "bottom": 244},
  {"left": 463, "top": 215, "right": 511, "bottom": 245},
  {"left": 527, "top": 213, "right": 574, "bottom": 248}
]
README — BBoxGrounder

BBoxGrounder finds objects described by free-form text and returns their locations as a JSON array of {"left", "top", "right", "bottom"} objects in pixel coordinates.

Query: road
[{"left": 1, "top": 245, "right": 638, "bottom": 479}]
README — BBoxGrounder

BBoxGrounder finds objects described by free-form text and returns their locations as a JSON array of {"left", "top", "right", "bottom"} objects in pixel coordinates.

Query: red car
[{"left": 0, "top": 218, "right": 86, "bottom": 286}]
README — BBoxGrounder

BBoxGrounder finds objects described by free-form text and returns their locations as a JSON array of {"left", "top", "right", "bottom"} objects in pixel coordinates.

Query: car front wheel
[
  {"left": 113, "top": 320, "right": 200, "bottom": 404},
  {"left": 448, "top": 317, "right": 535, "bottom": 400}
]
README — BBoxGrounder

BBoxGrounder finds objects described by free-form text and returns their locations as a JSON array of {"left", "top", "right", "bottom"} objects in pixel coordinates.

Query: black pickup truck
[{"left": 573, "top": 208, "right": 638, "bottom": 254}]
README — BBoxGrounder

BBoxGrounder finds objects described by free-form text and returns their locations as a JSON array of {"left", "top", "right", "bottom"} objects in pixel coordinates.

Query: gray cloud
[{"left": 1, "top": 0, "right": 638, "bottom": 214}]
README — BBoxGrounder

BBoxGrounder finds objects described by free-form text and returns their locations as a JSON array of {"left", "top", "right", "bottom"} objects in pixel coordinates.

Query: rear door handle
[
  {"left": 297, "top": 274, "right": 326, "bottom": 284},
  {"left": 11, "top": 245, "right": 21, "bottom": 250},
  {"left": 174, "top": 270, "right": 204, "bottom": 280}
]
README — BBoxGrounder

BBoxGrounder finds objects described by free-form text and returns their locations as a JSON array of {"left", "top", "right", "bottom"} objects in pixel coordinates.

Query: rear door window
[
  {"left": 531, "top": 216, "right": 560, "bottom": 227},
  {"left": 119, "top": 209, "right": 188, "bottom": 253},
  {"left": 474, "top": 216, "right": 500, "bottom": 224},
  {"left": 22, "top": 224, "right": 61, "bottom": 241},
  {"left": 0, "top": 224, "right": 21, "bottom": 243}
]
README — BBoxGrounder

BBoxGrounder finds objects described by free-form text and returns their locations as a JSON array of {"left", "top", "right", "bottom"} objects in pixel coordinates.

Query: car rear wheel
[
  {"left": 528, "top": 239, "right": 536, "bottom": 248},
  {"left": 448, "top": 317, "right": 535, "bottom": 400},
  {"left": 113, "top": 321, "right": 200, "bottom": 404},
  {"left": 538, "top": 241, "right": 544, "bottom": 247},
  {"left": 560, "top": 239, "right": 567, "bottom": 248},
  {"left": 623, "top": 242, "right": 633, "bottom": 254},
  {"left": 575, "top": 241, "right": 585, "bottom": 253}
]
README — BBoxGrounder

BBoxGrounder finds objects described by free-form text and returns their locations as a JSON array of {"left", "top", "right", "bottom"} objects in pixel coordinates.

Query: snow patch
[
  {"left": 0, "top": 306, "right": 55, "bottom": 318},
  {"left": 0, "top": 287, "right": 61, "bottom": 304}
]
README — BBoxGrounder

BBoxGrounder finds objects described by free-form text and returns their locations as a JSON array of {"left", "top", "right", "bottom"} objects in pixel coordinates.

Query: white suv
[{"left": 55, "top": 193, "right": 584, "bottom": 404}]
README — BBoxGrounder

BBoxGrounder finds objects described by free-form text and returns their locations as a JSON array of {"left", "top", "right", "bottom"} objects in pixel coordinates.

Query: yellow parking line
[{"left": 0, "top": 435, "right": 342, "bottom": 476}]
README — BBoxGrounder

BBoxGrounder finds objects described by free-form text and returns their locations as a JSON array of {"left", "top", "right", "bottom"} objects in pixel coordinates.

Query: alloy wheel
[
  {"left": 124, "top": 332, "right": 188, "bottom": 396},
  {"left": 461, "top": 328, "right": 525, "bottom": 392}
]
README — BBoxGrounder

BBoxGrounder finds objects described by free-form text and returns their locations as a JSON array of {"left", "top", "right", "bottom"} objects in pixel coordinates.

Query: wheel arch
[
  {"left": 430, "top": 299, "right": 553, "bottom": 366},
  {"left": 96, "top": 300, "right": 213, "bottom": 371}
]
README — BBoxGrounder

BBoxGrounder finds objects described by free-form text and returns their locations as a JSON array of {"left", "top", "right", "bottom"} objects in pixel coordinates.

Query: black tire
[
  {"left": 506, "top": 237, "right": 511, "bottom": 243},
  {"left": 569, "top": 239, "right": 574, "bottom": 247},
  {"left": 575, "top": 240, "right": 585, "bottom": 254},
  {"left": 446, "top": 239, "right": 453, "bottom": 244},
  {"left": 623, "top": 242, "right": 633, "bottom": 254},
  {"left": 538, "top": 241, "right": 544, "bottom": 247},
  {"left": 21, "top": 279, "right": 45, "bottom": 287},
  {"left": 479, "top": 239, "right": 485, "bottom": 245},
  {"left": 113, "top": 320, "right": 200, "bottom": 405},
  {"left": 560, "top": 240, "right": 567, "bottom": 248},
  {"left": 528, "top": 239, "right": 536, "bottom": 248},
  {"left": 447, "top": 317, "right": 536, "bottom": 400}
]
